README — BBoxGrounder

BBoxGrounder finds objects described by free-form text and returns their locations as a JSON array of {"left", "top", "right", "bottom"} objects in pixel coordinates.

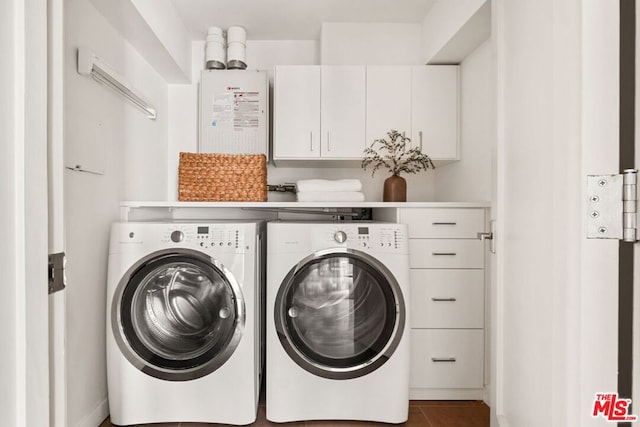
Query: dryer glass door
[
  {"left": 113, "top": 250, "right": 245, "bottom": 381},
  {"left": 275, "top": 249, "right": 405, "bottom": 379}
]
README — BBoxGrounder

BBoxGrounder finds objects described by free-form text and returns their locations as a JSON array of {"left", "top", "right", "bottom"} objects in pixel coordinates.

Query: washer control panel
[
  {"left": 333, "top": 230, "right": 347, "bottom": 243},
  {"left": 315, "top": 224, "right": 407, "bottom": 252},
  {"left": 160, "top": 224, "right": 246, "bottom": 253},
  {"left": 170, "top": 230, "right": 184, "bottom": 243}
]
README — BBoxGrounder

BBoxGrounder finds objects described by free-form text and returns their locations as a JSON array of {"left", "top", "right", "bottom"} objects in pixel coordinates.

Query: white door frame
[
  {"left": 48, "top": 0, "right": 67, "bottom": 425},
  {"left": 635, "top": 1, "right": 640, "bottom": 415},
  {"left": 0, "top": 0, "right": 50, "bottom": 425},
  {"left": 493, "top": 0, "right": 622, "bottom": 426}
]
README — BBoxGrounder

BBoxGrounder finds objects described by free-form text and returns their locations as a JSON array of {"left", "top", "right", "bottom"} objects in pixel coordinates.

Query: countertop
[{"left": 121, "top": 201, "right": 491, "bottom": 209}]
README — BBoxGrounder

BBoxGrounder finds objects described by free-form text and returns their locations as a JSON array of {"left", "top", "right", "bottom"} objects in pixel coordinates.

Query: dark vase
[{"left": 383, "top": 175, "right": 406, "bottom": 202}]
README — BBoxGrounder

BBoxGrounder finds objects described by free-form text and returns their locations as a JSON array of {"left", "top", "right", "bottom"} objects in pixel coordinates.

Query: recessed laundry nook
[{"left": 58, "top": 1, "right": 497, "bottom": 420}]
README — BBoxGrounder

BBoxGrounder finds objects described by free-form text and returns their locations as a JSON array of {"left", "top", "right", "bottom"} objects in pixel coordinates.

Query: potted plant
[{"left": 362, "top": 130, "right": 435, "bottom": 202}]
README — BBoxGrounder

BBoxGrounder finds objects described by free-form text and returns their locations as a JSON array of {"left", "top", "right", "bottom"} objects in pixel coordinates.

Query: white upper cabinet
[
  {"left": 273, "top": 65, "right": 460, "bottom": 166},
  {"left": 273, "top": 66, "right": 321, "bottom": 159},
  {"left": 320, "top": 66, "right": 366, "bottom": 158},
  {"left": 365, "top": 66, "right": 412, "bottom": 147},
  {"left": 411, "top": 66, "right": 459, "bottom": 161},
  {"left": 274, "top": 65, "right": 366, "bottom": 165}
]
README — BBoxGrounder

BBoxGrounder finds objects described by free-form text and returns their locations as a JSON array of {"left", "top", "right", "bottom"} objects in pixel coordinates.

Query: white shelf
[{"left": 122, "top": 201, "right": 491, "bottom": 209}]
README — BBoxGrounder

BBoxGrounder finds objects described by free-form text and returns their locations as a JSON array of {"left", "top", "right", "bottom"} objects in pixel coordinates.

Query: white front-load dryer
[
  {"left": 107, "top": 221, "right": 264, "bottom": 425},
  {"left": 266, "top": 222, "right": 410, "bottom": 423}
]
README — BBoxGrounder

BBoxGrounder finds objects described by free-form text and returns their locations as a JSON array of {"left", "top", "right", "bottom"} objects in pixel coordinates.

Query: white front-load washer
[
  {"left": 107, "top": 221, "right": 265, "bottom": 425},
  {"left": 266, "top": 222, "right": 410, "bottom": 423}
]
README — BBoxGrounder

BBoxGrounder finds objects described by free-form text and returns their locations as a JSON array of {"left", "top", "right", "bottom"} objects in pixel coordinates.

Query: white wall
[
  {"left": 496, "top": 0, "right": 556, "bottom": 423},
  {"left": 0, "top": 1, "right": 19, "bottom": 424},
  {"left": 434, "top": 39, "right": 494, "bottom": 202},
  {"left": 64, "top": 0, "right": 168, "bottom": 425},
  {"left": 247, "top": 40, "right": 320, "bottom": 67},
  {"left": 129, "top": 0, "right": 192, "bottom": 79},
  {"left": 167, "top": 34, "right": 436, "bottom": 203},
  {"left": 321, "top": 23, "right": 422, "bottom": 65},
  {"left": 421, "top": 0, "right": 487, "bottom": 64}
]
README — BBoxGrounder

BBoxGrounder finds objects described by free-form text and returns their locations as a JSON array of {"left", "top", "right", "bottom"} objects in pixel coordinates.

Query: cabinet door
[
  {"left": 321, "top": 66, "right": 366, "bottom": 158},
  {"left": 411, "top": 66, "right": 459, "bottom": 160},
  {"left": 399, "top": 208, "right": 485, "bottom": 239},
  {"left": 410, "top": 269, "right": 484, "bottom": 329},
  {"left": 409, "top": 239, "right": 484, "bottom": 269},
  {"left": 273, "top": 66, "right": 320, "bottom": 159},
  {"left": 366, "top": 66, "right": 412, "bottom": 147},
  {"left": 410, "top": 329, "right": 484, "bottom": 389}
]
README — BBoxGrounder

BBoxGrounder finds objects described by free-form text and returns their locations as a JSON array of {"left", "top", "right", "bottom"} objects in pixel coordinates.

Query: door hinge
[
  {"left": 587, "top": 169, "right": 637, "bottom": 242},
  {"left": 48, "top": 252, "right": 66, "bottom": 294}
]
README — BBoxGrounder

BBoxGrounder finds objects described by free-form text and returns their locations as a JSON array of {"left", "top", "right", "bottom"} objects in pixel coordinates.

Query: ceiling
[{"left": 170, "top": 0, "right": 438, "bottom": 40}]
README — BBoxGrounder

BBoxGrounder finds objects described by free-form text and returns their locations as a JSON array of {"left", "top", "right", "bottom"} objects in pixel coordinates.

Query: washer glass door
[
  {"left": 113, "top": 249, "right": 245, "bottom": 381},
  {"left": 275, "top": 249, "right": 405, "bottom": 379}
]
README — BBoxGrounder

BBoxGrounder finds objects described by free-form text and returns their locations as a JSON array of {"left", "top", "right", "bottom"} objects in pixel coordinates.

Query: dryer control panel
[{"left": 312, "top": 223, "right": 408, "bottom": 254}]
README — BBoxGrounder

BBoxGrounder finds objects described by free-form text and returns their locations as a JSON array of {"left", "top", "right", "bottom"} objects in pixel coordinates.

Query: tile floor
[{"left": 100, "top": 400, "right": 490, "bottom": 427}]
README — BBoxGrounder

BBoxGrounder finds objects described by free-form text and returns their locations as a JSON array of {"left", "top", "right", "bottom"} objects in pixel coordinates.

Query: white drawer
[
  {"left": 399, "top": 208, "right": 485, "bottom": 239},
  {"left": 409, "top": 239, "right": 484, "bottom": 269},
  {"left": 410, "top": 270, "right": 484, "bottom": 328},
  {"left": 410, "top": 329, "right": 484, "bottom": 389}
]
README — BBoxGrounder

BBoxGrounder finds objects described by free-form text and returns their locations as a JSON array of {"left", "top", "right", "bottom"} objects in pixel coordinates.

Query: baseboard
[
  {"left": 496, "top": 414, "right": 510, "bottom": 427},
  {"left": 75, "top": 398, "right": 109, "bottom": 427},
  {"left": 483, "top": 383, "right": 492, "bottom": 405},
  {"left": 409, "top": 388, "right": 484, "bottom": 400}
]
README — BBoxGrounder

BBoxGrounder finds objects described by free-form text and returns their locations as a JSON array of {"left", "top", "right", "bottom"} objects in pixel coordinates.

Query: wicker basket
[{"left": 178, "top": 152, "right": 267, "bottom": 202}]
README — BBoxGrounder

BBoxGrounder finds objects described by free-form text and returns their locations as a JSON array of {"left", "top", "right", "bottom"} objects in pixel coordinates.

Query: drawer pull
[
  {"left": 432, "top": 222, "right": 457, "bottom": 226},
  {"left": 431, "top": 297, "right": 457, "bottom": 302},
  {"left": 431, "top": 357, "right": 457, "bottom": 363},
  {"left": 432, "top": 252, "right": 457, "bottom": 256}
]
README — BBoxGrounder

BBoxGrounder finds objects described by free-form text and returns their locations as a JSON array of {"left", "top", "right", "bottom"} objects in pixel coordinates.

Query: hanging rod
[{"left": 77, "top": 47, "right": 157, "bottom": 120}]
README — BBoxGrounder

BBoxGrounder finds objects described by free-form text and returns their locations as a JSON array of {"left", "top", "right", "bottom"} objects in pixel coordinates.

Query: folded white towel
[
  {"left": 296, "top": 191, "right": 365, "bottom": 203},
  {"left": 296, "top": 179, "right": 362, "bottom": 193}
]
